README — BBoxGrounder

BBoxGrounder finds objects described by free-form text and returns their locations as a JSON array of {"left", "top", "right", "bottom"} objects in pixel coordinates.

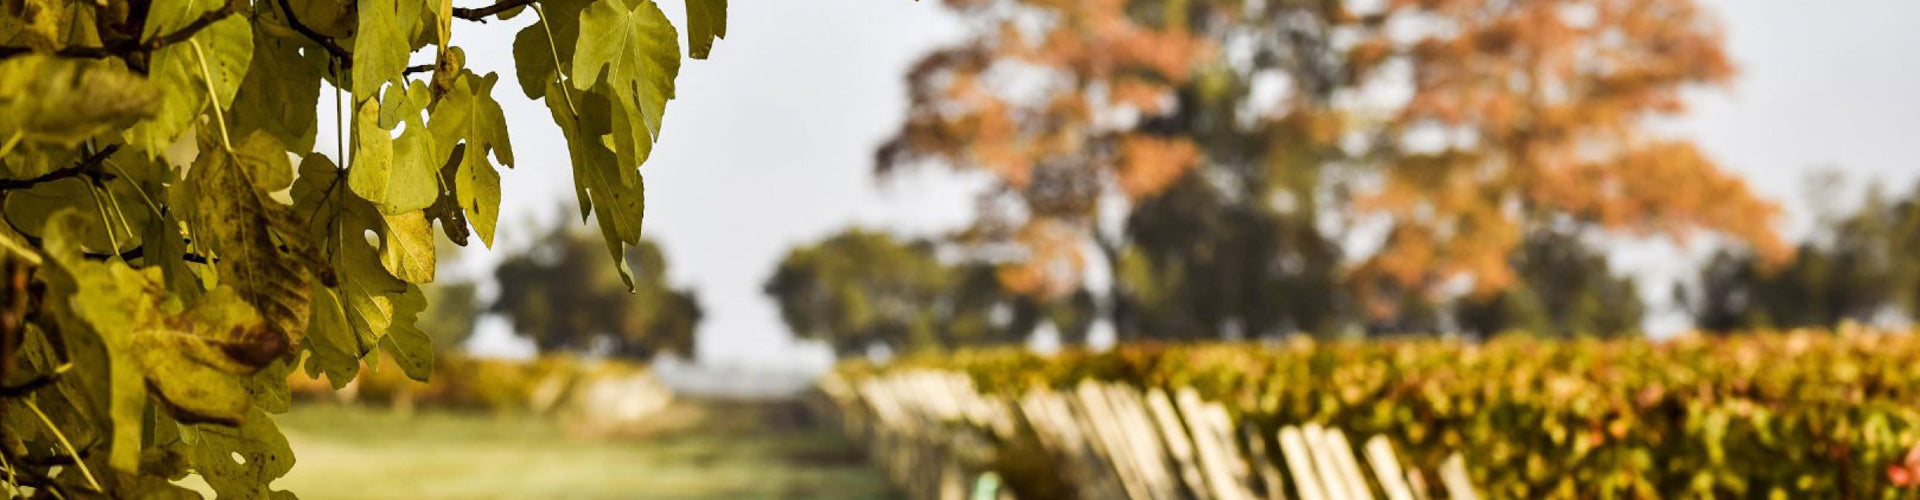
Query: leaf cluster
[{"left": 0, "top": 0, "right": 727, "bottom": 494}]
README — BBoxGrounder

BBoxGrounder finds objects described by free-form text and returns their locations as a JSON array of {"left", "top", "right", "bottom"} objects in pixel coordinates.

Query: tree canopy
[
  {"left": 876, "top": 0, "right": 1784, "bottom": 340},
  {"left": 494, "top": 225, "right": 701, "bottom": 359},
  {"left": 1689, "top": 179, "right": 1920, "bottom": 332},
  {"left": 764, "top": 229, "right": 1081, "bottom": 356},
  {"left": 0, "top": 0, "right": 726, "bottom": 494}
]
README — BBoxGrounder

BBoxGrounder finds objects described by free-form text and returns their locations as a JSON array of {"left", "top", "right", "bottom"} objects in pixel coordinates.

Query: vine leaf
[
  {"left": 377, "top": 209, "right": 435, "bottom": 283},
  {"left": 425, "top": 143, "right": 473, "bottom": 245},
  {"left": 142, "top": 0, "right": 222, "bottom": 40},
  {"left": 546, "top": 80, "right": 641, "bottom": 289},
  {"left": 310, "top": 233, "right": 416, "bottom": 387},
  {"left": 348, "top": 87, "right": 440, "bottom": 214},
  {"left": 0, "top": 56, "right": 158, "bottom": 151},
  {"left": 684, "top": 0, "right": 725, "bottom": 59},
  {"left": 38, "top": 211, "right": 167, "bottom": 472},
  {"left": 303, "top": 285, "right": 360, "bottom": 384},
  {"left": 38, "top": 212, "right": 282, "bottom": 473},
  {"left": 427, "top": 70, "right": 514, "bottom": 247},
  {"left": 182, "top": 408, "right": 296, "bottom": 499},
  {"left": 292, "top": 156, "right": 430, "bottom": 384},
  {"left": 509, "top": 0, "right": 590, "bottom": 99},
  {"left": 135, "top": 287, "right": 263, "bottom": 425},
  {"left": 2, "top": 0, "right": 80, "bottom": 50},
  {"left": 244, "top": 357, "right": 297, "bottom": 413},
  {"left": 379, "top": 312, "right": 434, "bottom": 381},
  {"left": 572, "top": 0, "right": 679, "bottom": 171},
  {"left": 140, "top": 167, "right": 204, "bottom": 302},
  {"left": 228, "top": 24, "right": 325, "bottom": 153},
  {"left": 1, "top": 174, "right": 152, "bottom": 252},
  {"left": 185, "top": 131, "right": 318, "bottom": 363},
  {"left": 351, "top": 0, "right": 424, "bottom": 95},
  {"left": 123, "top": 16, "right": 252, "bottom": 155}
]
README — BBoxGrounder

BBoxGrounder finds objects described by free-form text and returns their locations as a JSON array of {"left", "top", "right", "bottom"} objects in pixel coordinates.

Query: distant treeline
[
  {"left": 762, "top": 0, "right": 1910, "bottom": 356},
  {"left": 767, "top": 178, "right": 1920, "bottom": 356}
]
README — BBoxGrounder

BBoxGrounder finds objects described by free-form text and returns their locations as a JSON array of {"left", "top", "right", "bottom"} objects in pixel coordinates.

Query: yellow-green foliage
[
  {"left": 841, "top": 328, "right": 1920, "bottom": 498},
  {"left": 292, "top": 353, "right": 653, "bottom": 414}
]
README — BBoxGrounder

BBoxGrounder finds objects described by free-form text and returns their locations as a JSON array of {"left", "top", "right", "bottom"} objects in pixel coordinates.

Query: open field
[{"left": 268, "top": 399, "right": 897, "bottom": 500}]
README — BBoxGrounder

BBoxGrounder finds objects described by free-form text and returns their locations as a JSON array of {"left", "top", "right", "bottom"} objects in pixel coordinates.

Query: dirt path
[{"left": 270, "top": 399, "right": 898, "bottom": 499}]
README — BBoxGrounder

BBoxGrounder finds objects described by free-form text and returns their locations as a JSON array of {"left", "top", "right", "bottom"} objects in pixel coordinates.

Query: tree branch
[
  {"left": 450, "top": 0, "right": 538, "bottom": 22},
  {"left": 0, "top": 0, "right": 242, "bottom": 60},
  {"left": 274, "top": 0, "right": 353, "bottom": 65},
  {"left": 0, "top": 372, "right": 57, "bottom": 398},
  {"left": 86, "top": 245, "right": 213, "bottom": 264},
  {"left": 0, "top": 145, "right": 120, "bottom": 192},
  {"left": 0, "top": 223, "right": 215, "bottom": 265}
]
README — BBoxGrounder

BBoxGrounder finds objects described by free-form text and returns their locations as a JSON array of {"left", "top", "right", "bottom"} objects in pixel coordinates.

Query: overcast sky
[{"left": 320, "top": 0, "right": 1920, "bottom": 367}]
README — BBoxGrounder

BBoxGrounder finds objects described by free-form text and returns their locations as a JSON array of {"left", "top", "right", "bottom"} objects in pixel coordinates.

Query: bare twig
[
  {"left": 0, "top": 145, "right": 120, "bottom": 192},
  {"left": 450, "top": 0, "right": 538, "bottom": 22},
  {"left": 0, "top": 0, "right": 242, "bottom": 60},
  {"left": 274, "top": 0, "right": 353, "bottom": 64}
]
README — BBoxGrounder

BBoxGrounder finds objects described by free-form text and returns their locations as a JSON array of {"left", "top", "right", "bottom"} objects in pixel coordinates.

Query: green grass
[{"left": 265, "top": 399, "right": 899, "bottom": 500}]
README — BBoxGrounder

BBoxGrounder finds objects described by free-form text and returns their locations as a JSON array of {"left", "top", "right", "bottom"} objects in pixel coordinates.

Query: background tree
[
  {"left": 1451, "top": 229, "right": 1645, "bottom": 338},
  {"left": 765, "top": 229, "right": 953, "bottom": 356},
  {"left": 875, "top": 0, "right": 1227, "bottom": 327},
  {"left": 493, "top": 225, "right": 702, "bottom": 359},
  {"left": 0, "top": 0, "right": 727, "bottom": 494},
  {"left": 1344, "top": 0, "right": 1789, "bottom": 322},
  {"left": 418, "top": 242, "right": 481, "bottom": 351},
  {"left": 1688, "top": 180, "right": 1920, "bottom": 331},
  {"left": 883, "top": 0, "right": 1784, "bottom": 341},
  {"left": 1118, "top": 173, "right": 1348, "bottom": 339},
  {"left": 764, "top": 229, "right": 1068, "bottom": 356}
]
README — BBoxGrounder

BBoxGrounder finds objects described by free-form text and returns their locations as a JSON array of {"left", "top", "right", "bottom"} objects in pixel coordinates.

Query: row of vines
[{"left": 830, "top": 328, "right": 1920, "bottom": 498}]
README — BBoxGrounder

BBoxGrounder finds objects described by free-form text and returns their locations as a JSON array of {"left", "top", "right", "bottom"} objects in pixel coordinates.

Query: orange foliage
[
  {"left": 888, "top": 0, "right": 1786, "bottom": 313},
  {"left": 1349, "top": 0, "right": 1786, "bottom": 315},
  {"left": 878, "top": 0, "right": 1219, "bottom": 299},
  {"left": 1117, "top": 135, "right": 1201, "bottom": 199},
  {"left": 996, "top": 220, "right": 1088, "bottom": 298}
]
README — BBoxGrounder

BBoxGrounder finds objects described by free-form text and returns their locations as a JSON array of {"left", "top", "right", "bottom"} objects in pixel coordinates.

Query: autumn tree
[
  {"left": 1344, "top": 0, "right": 1788, "bottom": 321},
  {"left": 888, "top": 0, "right": 1785, "bottom": 339},
  {"left": 876, "top": 0, "right": 1227, "bottom": 326},
  {"left": 493, "top": 225, "right": 702, "bottom": 359},
  {"left": 0, "top": 0, "right": 726, "bottom": 494}
]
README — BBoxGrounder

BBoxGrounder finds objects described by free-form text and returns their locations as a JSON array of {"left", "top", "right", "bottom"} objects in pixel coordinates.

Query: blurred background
[{"left": 278, "top": 0, "right": 1920, "bottom": 497}]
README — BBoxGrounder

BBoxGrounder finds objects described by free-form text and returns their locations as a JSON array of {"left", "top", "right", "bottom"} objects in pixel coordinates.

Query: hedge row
[
  {"left": 289, "top": 354, "right": 662, "bottom": 414},
  {"left": 837, "top": 328, "right": 1920, "bottom": 498}
]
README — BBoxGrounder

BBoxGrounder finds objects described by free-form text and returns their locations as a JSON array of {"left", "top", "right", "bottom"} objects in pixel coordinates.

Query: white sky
[{"left": 320, "top": 0, "right": 1920, "bottom": 367}]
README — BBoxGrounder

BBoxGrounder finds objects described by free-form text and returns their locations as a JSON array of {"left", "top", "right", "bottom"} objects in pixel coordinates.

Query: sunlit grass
[{"left": 266, "top": 399, "right": 897, "bottom": 500}]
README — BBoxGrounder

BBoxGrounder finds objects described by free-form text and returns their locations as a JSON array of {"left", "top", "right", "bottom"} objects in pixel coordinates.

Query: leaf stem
[
  {"left": 101, "top": 160, "right": 166, "bottom": 220},
  {"left": 0, "top": 131, "right": 22, "bottom": 158},
  {"left": 101, "top": 182, "right": 139, "bottom": 248},
  {"left": 189, "top": 40, "right": 235, "bottom": 153},
  {"left": 0, "top": 447, "right": 16, "bottom": 495},
  {"left": 334, "top": 65, "right": 347, "bottom": 169},
  {"left": 83, "top": 180, "right": 126, "bottom": 259},
  {"left": 533, "top": 3, "right": 579, "bottom": 116},
  {"left": 23, "top": 400, "right": 101, "bottom": 493}
]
